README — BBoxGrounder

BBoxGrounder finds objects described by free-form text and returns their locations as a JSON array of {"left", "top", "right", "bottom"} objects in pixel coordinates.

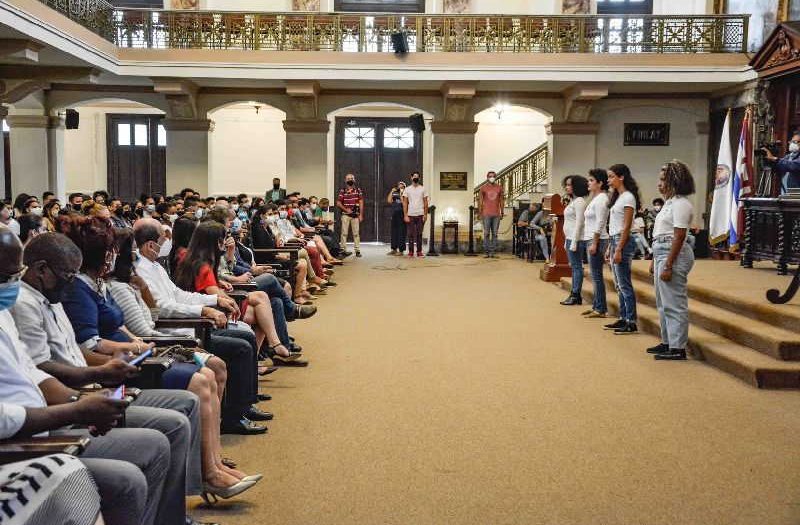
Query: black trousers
[
  {"left": 209, "top": 327, "right": 258, "bottom": 424},
  {"left": 407, "top": 215, "right": 424, "bottom": 253},
  {"left": 391, "top": 210, "right": 407, "bottom": 251}
]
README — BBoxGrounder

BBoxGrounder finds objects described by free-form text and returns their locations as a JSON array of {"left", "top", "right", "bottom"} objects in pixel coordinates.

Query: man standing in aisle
[
  {"left": 337, "top": 173, "right": 364, "bottom": 257},
  {"left": 403, "top": 172, "right": 429, "bottom": 258},
  {"left": 266, "top": 177, "right": 287, "bottom": 203},
  {"left": 478, "top": 170, "right": 504, "bottom": 257}
]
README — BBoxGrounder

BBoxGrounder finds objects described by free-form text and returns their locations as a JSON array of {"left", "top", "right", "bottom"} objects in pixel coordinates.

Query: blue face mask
[
  {"left": 0, "top": 282, "right": 21, "bottom": 311},
  {"left": 279, "top": 211, "right": 288, "bottom": 220}
]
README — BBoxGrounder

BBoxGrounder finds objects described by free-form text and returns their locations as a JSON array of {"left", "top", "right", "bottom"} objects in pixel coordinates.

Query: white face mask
[
  {"left": 488, "top": 177, "right": 496, "bottom": 184},
  {"left": 30, "top": 207, "right": 43, "bottom": 216},
  {"left": 167, "top": 214, "right": 178, "bottom": 223},
  {"left": 232, "top": 204, "right": 239, "bottom": 211},
  {"left": 310, "top": 203, "right": 317, "bottom": 210},
  {"left": 790, "top": 142, "right": 800, "bottom": 153}
]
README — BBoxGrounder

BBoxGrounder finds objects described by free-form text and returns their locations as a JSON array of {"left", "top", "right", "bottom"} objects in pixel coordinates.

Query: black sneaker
[
  {"left": 355, "top": 251, "right": 362, "bottom": 258},
  {"left": 613, "top": 322, "right": 638, "bottom": 335},
  {"left": 603, "top": 319, "right": 626, "bottom": 330},
  {"left": 646, "top": 343, "right": 670, "bottom": 354},
  {"left": 654, "top": 349, "right": 687, "bottom": 360}
]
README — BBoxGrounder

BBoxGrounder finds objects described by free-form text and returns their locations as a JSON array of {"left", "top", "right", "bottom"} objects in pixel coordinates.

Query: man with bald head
[
  {"left": 134, "top": 218, "right": 268, "bottom": 434},
  {"left": 9, "top": 231, "right": 206, "bottom": 525}
]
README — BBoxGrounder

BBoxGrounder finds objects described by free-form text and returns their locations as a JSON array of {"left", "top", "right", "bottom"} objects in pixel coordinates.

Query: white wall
[
  {"left": 593, "top": 98, "right": 710, "bottom": 224},
  {"left": 474, "top": 105, "right": 549, "bottom": 180},
  {"left": 208, "top": 104, "right": 286, "bottom": 196},
  {"left": 63, "top": 105, "right": 164, "bottom": 195}
]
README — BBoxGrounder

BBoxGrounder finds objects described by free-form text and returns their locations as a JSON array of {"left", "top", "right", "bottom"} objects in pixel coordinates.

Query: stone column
[
  {"left": 283, "top": 119, "right": 330, "bottom": 199},
  {"left": 430, "top": 120, "right": 478, "bottom": 228},
  {"left": 47, "top": 115, "right": 67, "bottom": 202},
  {"left": 163, "top": 119, "right": 212, "bottom": 197},
  {"left": 546, "top": 122, "right": 600, "bottom": 192},
  {"left": 7, "top": 114, "right": 50, "bottom": 198}
]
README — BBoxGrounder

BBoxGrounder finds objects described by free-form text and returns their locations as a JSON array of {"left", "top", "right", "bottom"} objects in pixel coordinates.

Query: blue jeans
[
  {"left": 653, "top": 239, "right": 694, "bottom": 349},
  {"left": 609, "top": 235, "right": 637, "bottom": 322},
  {"left": 483, "top": 216, "right": 500, "bottom": 254},
  {"left": 565, "top": 239, "right": 586, "bottom": 295},
  {"left": 255, "top": 272, "right": 296, "bottom": 319},
  {"left": 586, "top": 238, "right": 609, "bottom": 314},
  {"left": 270, "top": 296, "right": 291, "bottom": 347}
]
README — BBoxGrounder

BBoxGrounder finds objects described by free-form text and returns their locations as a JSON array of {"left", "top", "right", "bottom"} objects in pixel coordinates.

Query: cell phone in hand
[
  {"left": 129, "top": 349, "right": 153, "bottom": 367},
  {"left": 110, "top": 385, "right": 125, "bottom": 400}
]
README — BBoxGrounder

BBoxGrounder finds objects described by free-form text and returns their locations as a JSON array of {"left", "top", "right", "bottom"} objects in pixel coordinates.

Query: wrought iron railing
[
  {"left": 36, "top": 1, "right": 748, "bottom": 54},
  {"left": 474, "top": 142, "right": 549, "bottom": 210}
]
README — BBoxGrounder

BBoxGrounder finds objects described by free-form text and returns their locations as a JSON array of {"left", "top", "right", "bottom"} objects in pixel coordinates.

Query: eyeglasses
[{"left": 0, "top": 265, "right": 27, "bottom": 284}]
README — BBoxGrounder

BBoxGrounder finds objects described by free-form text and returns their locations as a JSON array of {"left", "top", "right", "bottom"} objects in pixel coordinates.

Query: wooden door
[
  {"left": 107, "top": 114, "right": 166, "bottom": 202},
  {"left": 335, "top": 117, "right": 423, "bottom": 242}
]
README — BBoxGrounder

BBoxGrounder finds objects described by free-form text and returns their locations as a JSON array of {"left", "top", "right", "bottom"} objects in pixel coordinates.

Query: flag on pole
[
  {"left": 729, "top": 108, "right": 753, "bottom": 250},
  {"left": 709, "top": 109, "right": 734, "bottom": 245}
]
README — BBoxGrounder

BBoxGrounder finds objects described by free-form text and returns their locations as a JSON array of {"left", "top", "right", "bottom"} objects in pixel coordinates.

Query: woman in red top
[{"left": 174, "top": 221, "right": 300, "bottom": 362}]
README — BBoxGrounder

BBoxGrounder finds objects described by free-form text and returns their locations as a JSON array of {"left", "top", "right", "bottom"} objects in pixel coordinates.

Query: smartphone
[
  {"left": 129, "top": 349, "right": 153, "bottom": 367},
  {"left": 110, "top": 385, "right": 125, "bottom": 400}
]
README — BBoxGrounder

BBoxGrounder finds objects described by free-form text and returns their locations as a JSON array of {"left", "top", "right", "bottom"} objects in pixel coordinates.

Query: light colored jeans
[
  {"left": 340, "top": 215, "right": 361, "bottom": 251},
  {"left": 609, "top": 235, "right": 637, "bottom": 323},
  {"left": 482, "top": 216, "right": 500, "bottom": 254},
  {"left": 653, "top": 239, "right": 695, "bottom": 350}
]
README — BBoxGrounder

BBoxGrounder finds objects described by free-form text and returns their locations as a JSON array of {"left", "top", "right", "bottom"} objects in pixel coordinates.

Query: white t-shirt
[
  {"left": 609, "top": 191, "right": 636, "bottom": 237},
  {"left": 562, "top": 196, "right": 586, "bottom": 242},
  {"left": 583, "top": 192, "right": 610, "bottom": 241},
  {"left": 653, "top": 195, "right": 694, "bottom": 237},
  {"left": 403, "top": 184, "right": 429, "bottom": 217}
]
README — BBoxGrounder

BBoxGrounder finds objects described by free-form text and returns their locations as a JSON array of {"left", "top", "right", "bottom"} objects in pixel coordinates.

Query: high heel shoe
[{"left": 201, "top": 480, "right": 256, "bottom": 505}]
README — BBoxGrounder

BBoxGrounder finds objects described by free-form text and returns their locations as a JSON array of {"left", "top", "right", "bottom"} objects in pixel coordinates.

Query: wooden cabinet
[{"left": 742, "top": 197, "right": 800, "bottom": 274}]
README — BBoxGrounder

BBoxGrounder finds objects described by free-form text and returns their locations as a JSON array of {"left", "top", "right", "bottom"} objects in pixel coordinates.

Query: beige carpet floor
[{"left": 192, "top": 246, "right": 800, "bottom": 525}]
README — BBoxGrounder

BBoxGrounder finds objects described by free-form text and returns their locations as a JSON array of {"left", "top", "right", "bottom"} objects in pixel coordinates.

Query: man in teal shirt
[{"left": 266, "top": 177, "right": 287, "bottom": 203}]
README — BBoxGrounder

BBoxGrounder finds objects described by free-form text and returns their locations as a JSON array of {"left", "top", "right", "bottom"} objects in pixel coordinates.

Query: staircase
[
  {"left": 473, "top": 142, "right": 549, "bottom": 210},
  {"left": 558, "top": 263, "right": 800, "bottom": 389}
]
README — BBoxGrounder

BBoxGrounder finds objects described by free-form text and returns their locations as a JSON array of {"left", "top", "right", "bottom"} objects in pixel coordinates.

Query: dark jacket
[{"left": 265, "top": 188, "right": 287, "bottom": 203}]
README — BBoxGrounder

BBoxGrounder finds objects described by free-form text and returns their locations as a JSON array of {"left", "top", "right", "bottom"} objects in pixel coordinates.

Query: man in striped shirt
[{"left": 337, "top": 173, "right": 364, "bottom": 257}]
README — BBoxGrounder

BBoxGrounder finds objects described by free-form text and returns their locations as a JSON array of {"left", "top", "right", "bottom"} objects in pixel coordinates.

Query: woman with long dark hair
[
  {"left": 174, "top": 221, "right": 304, "bottom": 365},
  {"left": 560, "top": 175, "right": 589, "bottom": 306},
  {"left": 649, "top": 160, "right": 696, "bottom": 360},
  {"left": 604, "top": 164, "right": 641, "bottom": 335},
  {"left": 42, "top": 199, "right": 61, "bottom": 232},
  {"left": 169, "top": 215, "right": 198, "bottom": 276},
  {"left": 582, "top": 168, "right": 610, "bottom": 318}
]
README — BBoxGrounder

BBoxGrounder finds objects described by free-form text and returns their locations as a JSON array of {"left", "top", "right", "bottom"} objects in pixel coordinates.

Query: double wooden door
[
  {"left": 334, "top": 117, "right": 423, "bottom": 243},
  {"left": 106, "top": 114, "right": 166, "bottom": 202}
]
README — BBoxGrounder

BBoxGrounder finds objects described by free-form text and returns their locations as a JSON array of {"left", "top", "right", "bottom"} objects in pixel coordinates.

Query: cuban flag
[{"left": 729, "top": 108, "right": 753, "bottom": 250}]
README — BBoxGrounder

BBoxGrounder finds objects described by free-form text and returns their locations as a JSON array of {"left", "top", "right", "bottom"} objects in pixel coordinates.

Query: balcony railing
[{"left": 37, "top": 1, "right": 749, "bottom": 54}]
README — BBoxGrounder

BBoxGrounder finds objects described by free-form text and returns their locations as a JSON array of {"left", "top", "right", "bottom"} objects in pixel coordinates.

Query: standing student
[
  {"left": 337, "top": 173, "right": 365, "bottom": 258},
  {"left": 582, "top": 168, "right": 611, "bottom": 318},
  {"left": 648, "top": 160, "right": 696, "bottom": 360},
  {"left": 478, "top": 171, "right": 504, "bottom": 257},
  {"left": 266, "top": 178, "right": 287, "bottom": 203},
  {"left": 560, "top": 175, "right": 589, "bottom": 305},
  {"left": 604, "top": 164, "right": 641, "bottom": 335},
  {"left": 403, "top": 172, "right": 429, "bottom": 257},
  {"left": 387, "top": 181, "right": 407, "bottom": 255}
]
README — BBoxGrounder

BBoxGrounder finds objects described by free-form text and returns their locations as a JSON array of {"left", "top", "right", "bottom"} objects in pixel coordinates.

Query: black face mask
[
  {"left": 346, "top": 180, "right": 355, "bottom": 186},
  {"left": 113, "top": 207, "right": 124, "bottom": 216},
  {"left": 72, "top": 204, "right": 82, "bottom": 212},
  {"left": 412, "top": 178, "right": 420, "bottom": 184},
  {"left": 273, "top": 183, "right": 281, "bottom": 189}
]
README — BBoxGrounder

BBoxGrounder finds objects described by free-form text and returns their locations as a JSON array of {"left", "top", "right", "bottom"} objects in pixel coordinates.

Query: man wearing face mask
[
  {"left": 762, "top": 131, "right": 800, "bottom": 194},
  {"left": 266, "top": 178, "right": 287, "bottom": 204},
  {"left": 1, "top": 202, "right": 20, "bottom": 236},
  {"left": 645, "top": 198, "right": 664, "bottom": 242},
  {"left": 337, "top": 173, "right": 364, "bottom": 257},
  {"left": 109, "top": 198, "right": 131, "bottom": 229},
  {"left": 402, "top": 173, "right": 429, "bottom": 258},
  {"left": 68, "top": 193, "right": 84, "bottom": 213},
  {"left": 478, "top": 170, "right": 505, "bottom": 257}
]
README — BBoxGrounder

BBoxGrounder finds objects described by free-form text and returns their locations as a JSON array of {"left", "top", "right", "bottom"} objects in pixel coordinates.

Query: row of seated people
[{"left": 0, "top": 187, "right": 347, "bottom": 525}]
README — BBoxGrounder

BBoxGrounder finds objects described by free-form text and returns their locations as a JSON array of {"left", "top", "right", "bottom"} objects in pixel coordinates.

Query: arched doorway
[
  {"left": 328, "top": 102, "right": 431, "bottom": 243},
  {"left": 474, "top": 104, "right": 551, "bottom": 180}
]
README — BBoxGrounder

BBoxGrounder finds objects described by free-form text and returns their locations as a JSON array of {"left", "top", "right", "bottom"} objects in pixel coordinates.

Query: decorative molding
[
  {"left": 764, "top": 29, "right": 800, "bottom": 69},
  {"left": 546, "top": 122, "right": 599, "bottom": 135},
  {"left": 6, "top": 114, "right": 50, "bottom": 129},
  {"left": 430, "top": 120, "right": 479, "bottom": 134},
  {"left": 442, "top": 0, "right": 469, "bottom": 14},
  {"left": 161, "top": 118, "right": 213, "bottom": 131},
  {"left": 563, "top": 84, "right": 608, "bottom": 123},
  {"left": 282, "top": 119, "right": 330, "bottom": 133},
  {"left": 292, "top": 0, "right": 320, "bottom": 10},
  {"left": 0, "top": 39, "right": 44, "bottom": 63}
]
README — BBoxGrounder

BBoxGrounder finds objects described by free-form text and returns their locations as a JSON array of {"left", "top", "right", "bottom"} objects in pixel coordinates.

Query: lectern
[{"left": 539, "top": 193, "right": 571, "bottom": 282}]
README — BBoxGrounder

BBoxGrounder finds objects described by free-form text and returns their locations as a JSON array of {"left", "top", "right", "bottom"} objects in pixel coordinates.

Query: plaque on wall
[
  {"left": 440, "top": 172, "right": 468, "bottom": 191},
  {"left": 624, "top": 123, "right": 670, "bottom": 146}
]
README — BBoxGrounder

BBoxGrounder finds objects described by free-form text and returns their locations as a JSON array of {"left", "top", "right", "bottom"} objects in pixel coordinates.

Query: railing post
[
  {"left": 427, "top": 205, "right": 439, "bottom": 256},
  {"left": 465, "top": 205, "right": 477, "bottom": 256}
]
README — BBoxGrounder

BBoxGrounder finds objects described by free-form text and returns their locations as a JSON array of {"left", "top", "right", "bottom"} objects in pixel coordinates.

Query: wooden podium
[{"left": 539, "top": 193, "right": 572, "bottom": 282}]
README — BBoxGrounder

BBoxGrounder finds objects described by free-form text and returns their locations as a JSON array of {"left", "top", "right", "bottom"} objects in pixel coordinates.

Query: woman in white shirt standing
[
  {"left": 582, "top": 168, "right": 611, "bottom": 317},
  {"left": 648, "top": 160, "right": 696, "bottom": 360},
  {"left": 604, "top": 164, "right": 642, "bottom": 335},
  {"left": 560, "top": 175, "right": 589, "bottom": 306}
]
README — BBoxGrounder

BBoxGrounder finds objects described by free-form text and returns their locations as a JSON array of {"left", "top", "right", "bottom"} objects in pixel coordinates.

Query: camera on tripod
[{"left": 755, "top": 141, "right": 782, "bottom": 158}]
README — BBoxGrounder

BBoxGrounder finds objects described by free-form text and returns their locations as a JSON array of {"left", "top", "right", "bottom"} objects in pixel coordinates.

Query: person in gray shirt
[{"left": 517, "top": 202, "right": 550, "bottom": 261}]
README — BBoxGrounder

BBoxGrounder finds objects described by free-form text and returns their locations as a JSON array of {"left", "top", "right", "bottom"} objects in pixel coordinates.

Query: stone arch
[
  {"left": 200, "top": 94, "right": 291, "bottom": 118},
  {"left": 322, "top": 97, "right": 440, "bottom": 121},
  {"left": 471, "top": 97, "right": 558, "bottom": 123},
  {"left": 47, "top": 93, "right": 169, "bottom": 114}
]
